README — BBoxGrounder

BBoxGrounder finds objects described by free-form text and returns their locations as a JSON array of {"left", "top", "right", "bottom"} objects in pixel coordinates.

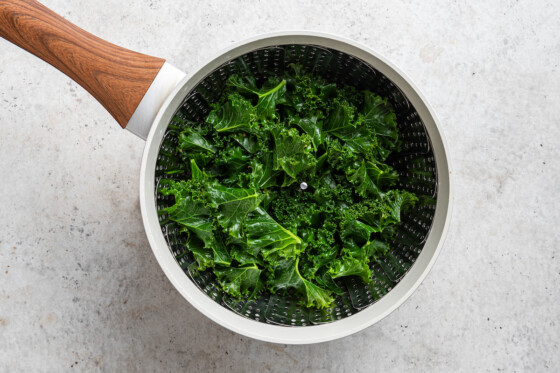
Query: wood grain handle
[{"left": 0, "top": 0, "right": 166, "bottom": 128}]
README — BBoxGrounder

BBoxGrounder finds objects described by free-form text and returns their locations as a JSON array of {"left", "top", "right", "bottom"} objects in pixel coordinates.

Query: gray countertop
[{"left": 1, "top": 0, "right": 559, "bottom": 371}]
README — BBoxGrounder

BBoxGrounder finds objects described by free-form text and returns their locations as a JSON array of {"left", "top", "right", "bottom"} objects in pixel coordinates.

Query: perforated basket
[{"left": 153, "top": 43, "right": 437, "bottom": 326}]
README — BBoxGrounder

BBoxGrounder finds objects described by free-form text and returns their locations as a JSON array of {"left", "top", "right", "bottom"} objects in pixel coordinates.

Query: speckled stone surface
[{"left": 1, "top": 1, "right": 559, "bottom": 372}]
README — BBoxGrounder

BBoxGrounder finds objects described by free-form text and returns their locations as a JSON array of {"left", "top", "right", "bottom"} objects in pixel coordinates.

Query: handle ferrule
[{"left": 126, "top": 62, "right": 186, "bottom": 140}]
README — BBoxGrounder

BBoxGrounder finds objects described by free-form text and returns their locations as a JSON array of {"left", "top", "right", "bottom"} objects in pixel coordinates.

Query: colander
[{"left": 1, "top": 0, "right": 451, "bottom": 344}]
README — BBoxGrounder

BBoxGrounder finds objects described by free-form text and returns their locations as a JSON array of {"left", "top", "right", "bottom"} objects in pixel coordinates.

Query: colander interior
[{"left": 154, "top": 44, "right": 437, "bottom": 326}]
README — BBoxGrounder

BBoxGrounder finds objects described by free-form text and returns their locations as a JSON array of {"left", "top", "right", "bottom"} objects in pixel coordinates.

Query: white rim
[{"left": 139, "top": 31, "right": 452, "bottom": 344}]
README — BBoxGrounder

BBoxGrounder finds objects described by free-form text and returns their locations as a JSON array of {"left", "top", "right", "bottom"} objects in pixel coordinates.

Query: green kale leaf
[
  {"left": 206, "top": 93, "right": 255, "bottom": 133},
  {"left": 214, "top": 264, "right": 264, "bottom": 298},
  {"left": 158, "top": 64, "right": 417, "bottom": 309},
  {"left": 269, "top": 258, "right": 334, "bottom": 308}
]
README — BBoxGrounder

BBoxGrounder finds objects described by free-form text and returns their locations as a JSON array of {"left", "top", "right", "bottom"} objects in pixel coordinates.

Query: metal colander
[{"left": 153, "top": 43, "right": 437, "bottom": 326}]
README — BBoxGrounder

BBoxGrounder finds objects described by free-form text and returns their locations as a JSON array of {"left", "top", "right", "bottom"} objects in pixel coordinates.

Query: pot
[{"left": 0, "top": 0, "right": 451, "bottom": 344}]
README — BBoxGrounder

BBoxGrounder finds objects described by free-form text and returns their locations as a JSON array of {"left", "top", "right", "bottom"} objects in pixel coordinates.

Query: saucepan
[{"left": 0, "top": 0, "right": 451, "bottom": 344}]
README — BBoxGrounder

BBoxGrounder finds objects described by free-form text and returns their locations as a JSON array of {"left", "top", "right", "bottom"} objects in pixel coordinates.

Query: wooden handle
[{"left": 0, "top": 0, "right": 166, "bottom": 128}]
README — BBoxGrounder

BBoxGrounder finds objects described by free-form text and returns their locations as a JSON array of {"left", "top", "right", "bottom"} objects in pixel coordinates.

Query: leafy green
[
  {"left": 361, "top": 92, "right": 399, "bottom": 160},
  {"left": 206, "top": 181, "right": 259, "bottom": 237},
  {"left": 160, "top": 182, "right": 213, "bottom": 247},
  {"left": 246, "top": 207, "right": 302, "bottom": 260},
  {"left": 206, "top": 93, "right": 254, "bottom": 133},
  {"left": 324, "top": 98, "right": 356, "bottom": 134},
  {"left": 293, "top": 113, "right": 324, "bottom": 149},
  {"left": 215, "top": 264, "right": 263, "bottom": 298},
  {"left": 269, "top": 258, "right": 334, "bottom": 308},
  {"left": 328, "top": 256, "right": 372, "bottom": 282},
  {"left": 272, "top": 127, "right": 317, "bottom": 180},
  {"left": 179, "top": 130, "right": 216, "bottom": 153},
  {"left": 159, "top": 64, "right": 417, "bottom": 308},
  {"left": 227, "top": 76, "right": 287, "bottom": 118},
  {"left": 249, "top": 152, "right": 278, "bottom": 189}
]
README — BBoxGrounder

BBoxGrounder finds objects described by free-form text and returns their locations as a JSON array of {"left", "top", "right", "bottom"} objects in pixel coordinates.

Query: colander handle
[{"left": 0, "top": 0, "right": 175, "bottom": 132}]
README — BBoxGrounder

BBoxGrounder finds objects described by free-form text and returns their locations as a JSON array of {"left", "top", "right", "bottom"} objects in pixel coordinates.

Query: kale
[{"left": 159, "top": 65, "right": 417, "bottom": 308}]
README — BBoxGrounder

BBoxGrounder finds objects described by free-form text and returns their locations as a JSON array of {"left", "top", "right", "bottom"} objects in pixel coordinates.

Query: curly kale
[{"left": 159, "top": 65, "right": 417, "bottom": 308}]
